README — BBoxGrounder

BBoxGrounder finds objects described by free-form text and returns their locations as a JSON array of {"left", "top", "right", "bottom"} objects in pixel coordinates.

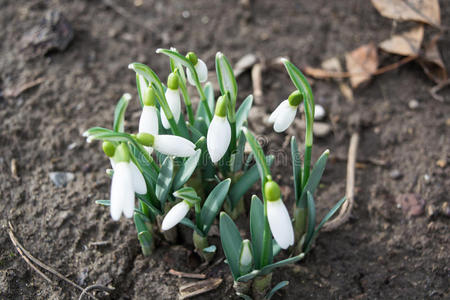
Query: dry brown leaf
[
  {"left": 371, "top": 0, "right": 440, "bottom": 26},
  {"left": 345, "top": 43, "right": 379, "bottom": 88},
  {"left": 303, "top": 66, "right": 347, "bottom": 79},
  {"left": 418, "top": 34, "right": 448, "bottom": 84},
  {"left": 379, "top": 25, "right": 424, "bottom": 56}
]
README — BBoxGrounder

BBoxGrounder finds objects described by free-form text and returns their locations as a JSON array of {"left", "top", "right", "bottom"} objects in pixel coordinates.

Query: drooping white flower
[
  {"left": 109, "top": 158, "right": 147, "bottom": 195},
  {"left": 265, "top": 181, "right": 294, "bottom": 249},
  {"left": 207, "top": 95, "right": 230, "bottom": 163},
  {"left": 161, "top": 201, "right": 190, "bottom": 231},
  {"left": 153, "top": 135, "right": 196, "bottom": 157},
  {"left": 161, "top": 73, "right": 181, "bottom": 129},
  {"left": 185, "top": 51, "right": 208, "bottom": 86},
  {"left": 268, "top": 90, "right": 303, "bottom": 133}
]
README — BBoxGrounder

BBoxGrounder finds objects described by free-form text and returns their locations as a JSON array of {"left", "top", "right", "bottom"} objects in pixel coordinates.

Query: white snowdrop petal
[
  {"left": 186, "top": 67, "right": 196, "bottom": 86},
  {"left": 163, "top": 88, "right": 181, "bottom": 129},
  {"left": 110, "top": 162, "right": 135, "bottom": 220},
  {"left": 273, "top": 104, "right": 297, "bottom": 133},
  {"left": 268, "top": 100, "right": 289, "bottom": 123},
  {"left": 207, "top": 116, "right": 231, "bottom": 163},
  {"left": 161, "top": 201, "right": 190, "bottom": 231},
  {"left": 267, "top": 199, "right": 294, "bottom": 249},
  {"left": 139, "top": 106, "right": 159, "bottom": 136},
  {"left": 154, "top": 135, "right": 196, "bottom": 157},
  {"left": 314, "top": 104, "right": 326, "bottom": 120},
  {"left": 129, "top": 162, "right": 147, "bottom": 195},
  {"left": 195, "top": 59, "right": 208, "bottom": 83}
]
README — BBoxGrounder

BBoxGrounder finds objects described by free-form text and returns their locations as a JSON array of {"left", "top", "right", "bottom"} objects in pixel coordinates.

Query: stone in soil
[{"left": 49, "top": 172, "right": 75, "bottom": 187}]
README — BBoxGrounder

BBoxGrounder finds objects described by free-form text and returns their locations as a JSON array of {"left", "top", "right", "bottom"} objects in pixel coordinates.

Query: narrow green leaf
[
  {"left": 236, "top": 293, "right": 253, "bottom": 300},
  {"left": 173, "top": 150, "right": 201, "bottom": 190},
  {"left": 232, "top": 131, "right": 246, "bottom": 173},
  {"left": 258, "top": 253, "right": 305, "bottom": 276},
  {"left": 156, "top": 48, "right": 195, "bottom": 76},
  {"left": 135, "top": 74, "right": 147, "bottom": 107},
  {"left": 180, "top": 217, "right": 205, "bottom": 237},
  {"left": 173, "top": 187, "right": 201, "bottom": 204},
  {"left": 265, "top": 281, "right": 289, "bottom": 300},
  {"left": 282, "top": 59, "right": 314, "bottom": 115},
  {"left": 155, "top": 157, "right": 174, "bottom": 206},
  {"left": 201, "top": 179, "right": 231, "bottom": 234},
  {"left": 243, "top": 128, "right": 270, "bottom": 185},
  {"left": 129, "top": 143, "right": 158, "bottom": 184},
  {"left": 235, "top": 95, "right": 253, "bottom": 136},
  {"left": 95, "top": 200, "right": 110, "bottom": 206},
  {"left": 113, "top": 93, "right": 131, "bottom": 133},
  {"left": 229, "top": 155, "right": 274, "bottom": 209},
  {"left": 305, "top": 191, "right": 316, "bottom": 247},
  {"left": 250, "top": 196, "right": 264, "bottom": 269},
  {"left": 298, "top": 149, "right": 329, "bottom": 207},
  {"left": 169, "top": 47, "right": 187, "bottom": 83},
  {"left": 220, "top": 212, "right": 243, "bottom": 280},
  {"left": 215, "top": 52, "right": 238, "bottom": 106},
  {"left": 128, "top": 62, "right": 165, "bottom": 96},
  {"left": 236, "top": 270, "right": 260, "bottom": 282},
  {"left": 291, "top": 136, "right": 302, "bottom": 204},
  {"left": 134, "top": 213, "right": 153, "bottom": 256}
]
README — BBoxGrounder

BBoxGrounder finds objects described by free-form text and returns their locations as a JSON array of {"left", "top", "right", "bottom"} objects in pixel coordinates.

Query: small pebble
[
  {"left": 436, "top": 159, "right": 447, "bottom": 168},
  {"left": 389, "top": 169, "right": 402, "bottom": 180},
  {"left": 408, "top": 99, "right": 419, "bottom": 109},
  {"left": 182, "top": 10, "right": 190, "bottom": 18},
  {"left": 49, "top": 172, "right": 75, "bottom": 187},
  {"left": 313, "top": 122, "right": 331, "bottom": 137},
  {"left": 67, "top": 142, "right": 78, "bottom": 150},
  {"left": 314, "top": 104, "right": 326, "bottom": 120},
  {"left": 441, "top": 202, "right": 450, "bottom": 217}
]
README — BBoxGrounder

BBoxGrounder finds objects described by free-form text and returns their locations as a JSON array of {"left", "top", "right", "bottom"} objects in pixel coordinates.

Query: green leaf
[
  {"left": 291, "top": 136, "right": 302, "bottom": 204},
  {"left": 179, "top": 217, "right": 205, "bottom": 237},
  {"left": 128, "top": 62, "right": 165, "bottom": 96},
  {"left": 229, "top": 155, "right": 274, "bottom": 209},
  {"left": 156, "top": 48, "right": 195, "bottom": 76},
  {"left": 265, "top": 281, "right": 289, "bottom": 300},
  {"left": 155, "top": 157, "right": 174, "bottom": 206},
  {"left": 173, "top": 150, "right": 201, "bottom": 190},
  {"left": 113, "top": 93, "right": 131, "bottom": 133},
  {"left": 298, "top": 149, "right": 329, "bottom": 207},
  {"left": 282, "top": 59, "right": 314, "bottom": 116},
  {"left": 305, "top": 196, "right": 346, "bottom": 252},
  {"left": 232, "top": 131, "right": 246, "bottom": 173},
  {"left": 305, "top": 191, "right": 316, "bottom": 247},
  {"left": 258, "top": 253, "right": 305, "bottom": 276},
  {"left": 220, "top": 212, "right": 243, "bottom": 280},
  {"left": 95, "top": 200, "right": 110, "bottom": 206},
  {"left": 250, "top": 196, "right": 264, "bottom": 269},
  {"left": 236, "top": 293, "right": 253, "bottom": 300},
  {"left": 135, "top": 74, "right": 146, "bottom": 107},
  {"left": 169, "top": 47, "right": 187, "bottom": 83},
  {"left": 134, "top": 213, "right": 153, "bottom": 256},
  {"left": 129, "top": 143, "right": 158, "bottom": 184},
  {"left": 84, "top": 127, "right": 131, "bottom": 143},
  {"left": 215, "top": 52, "right": 238, "bottom": 106},
  {"left": 236, "top": 270, "right": 260, "bottom": 282},
  {"left": 173, "top": 187, "right": 201, "bottom": 204},
  {"left": 235, "top": 95, "right": 253, "bottom": 136},
  {"left": 243, "top": 128, "right": 271, "bottom": 185},
  {"left": 201, "top": 179, "right": 231, "bottom": 234}
]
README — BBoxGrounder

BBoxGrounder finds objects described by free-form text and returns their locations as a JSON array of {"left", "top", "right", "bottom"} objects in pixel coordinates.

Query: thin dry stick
[
  {"left": 429, "top": 78, "right": 450, "bottom": 102},
  {"left": 78, "top": 284, "right": 114, "bottom": 300},
  {"left": 168, "top": 269, "right": 206, "bottom": 279},
  {"left": 251, "top": 63, "right": 263, "bottom": 105},
  {"left": 4, "top": 77, "right": 45, "bottom": 98},
  {"left": 103, "top": 0, "right": 155, "bottom": 33},
  {"left": 324, "top": 132, "right": 359, "bottom": 231},
  {"left": 8, "top": 222, "right": 98, "bottom": 300},
  {"left": 179, "top": 278, "right": 223, "bottom": 300}
]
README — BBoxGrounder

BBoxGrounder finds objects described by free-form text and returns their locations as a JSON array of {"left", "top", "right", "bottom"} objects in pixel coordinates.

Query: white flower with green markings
[
  {"left": 186, "top": 51, "right": 208, "bottom": 86},
  {"left": 161, "top": 73, "right": 181, "bottom": 129},
  {"left": 265, "top": 180, "right": 294, "bottom": 249},
  {"left": 268, "top": 90, "right": 303, "bottom": 133},
  {"left": 207, "top": 95, "right": 231, "bottom": 163},
  {"left": 137, "top": 133, "right": 196, "bottom": 157},
  {"left": 138, "top": 75, "right": 159, "bottom": 154}
]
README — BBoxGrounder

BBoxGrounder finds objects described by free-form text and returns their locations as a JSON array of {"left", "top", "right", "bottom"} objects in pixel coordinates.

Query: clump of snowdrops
[{"left": 83, "top": 48, "right": 346, "bottom": 299}]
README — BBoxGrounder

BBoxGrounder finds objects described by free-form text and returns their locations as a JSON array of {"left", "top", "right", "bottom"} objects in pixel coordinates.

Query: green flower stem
[
  {"left": 196, "top": 84, "right": 213, "bottom": 122},
  {"left": 301, "top": 144, "right": 312, "bottom": 188},
  {"left": 193, "top": 231, "right": 214, "bottom": 262},
  {"left": 130, "top": 138, "right": 160, "bottom": 173},
  {"left": 293, "top": 205, "right": 306, "bottom": 253},
  {"left": 252, "top": 273, "right": 272, "bottom": 300},
  {"left": 260, "top": 194, "right": 272, "bottom": 267},
  {"left": 194, "top": 202, "right": 202, "bottom": 230},
  {"left": 176, "top": 70, "right": 195, "bottom": 125}
]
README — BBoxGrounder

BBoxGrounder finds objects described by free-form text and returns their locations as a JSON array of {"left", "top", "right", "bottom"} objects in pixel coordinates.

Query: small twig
[
  {"left": 4, "top": 77, "right": 45, "bottom": 98},
  {"left": 324, "top": 132, "right": 359, "bottom": 231},
  {"left": 168, "top": 269, "right": 206, "bottom": 279},
  {"left": 251, "top": 63, "right": 263, "bottom": 105},
  {"left": 10, "top": 159, "right": 19, "bottom": 180},
  {"left": 373, "top": 55, "right": 418, "bottom": 75},
  {"left": 102, "top": 0, "right": 155, "bottom": 33},
  {"left": 429, "top": 79, "right": 450, "bottom": 102},
  {"left": 179, "top": 278, "right": 223, "bottom": 299},
  {"left": 78, "top": 284, "right": 114, "bottom": 300},
  {"left": 8, "top": 222, "right": 97, "bottom": 300},
  {"left": 88, "top": 241, "right": 110, "bottom": 247},
  {"left": 331, "top": 154, "right": 387, "bottom": 166}
]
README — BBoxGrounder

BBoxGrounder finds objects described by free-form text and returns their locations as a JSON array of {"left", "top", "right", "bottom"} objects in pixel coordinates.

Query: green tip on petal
[
  {"left": 167, "top": 73, "right": 179, "bottom": 90},
  {"left": 136, "top": 132, "right": 155, "bottom": 147},
  {"left": 186, "top": 51, "right": 198, "bottom": 65},
  {"left": 288, "top": 90, "right": 303, "bottom": 107},
  {"left": 102, "top": 141, "right": 116, "bottom": 157},
  {"left": 264, "top": 180, "right": 281, "bottom": 202},
  {"left": 114, "top": 143, "right": 131, "bottom": 163},
  {"left": 214, "top": 95, "right": 228, "bottom": 117},
  {"left": 143, "top": 86, "right": 156, "bottom": 106}
]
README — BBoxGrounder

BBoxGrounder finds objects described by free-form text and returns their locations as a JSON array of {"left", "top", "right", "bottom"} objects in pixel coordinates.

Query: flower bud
[
  {"left": 102, "top": 141, "right": 115, "bottom": 158},
  {"left": 264, "top": 180, "right": 281, "bottom": 202},
  {"left": 239, "top": 239, "right": 253, "bottom": 275},
  {"left": 136, "top": 132, "right": 155, "bottom": 147},
  {"left": 288, "top": 90, "right": 303, "bottom": 107},
  {"left": 143, "top": 85, "right": 156, "bottom": 106},
  {"left": 186, "top": 51, "right": 198, "bottom": 65},
  {"left": 167, "top": 73, "right": 179, "bottom": 90}
]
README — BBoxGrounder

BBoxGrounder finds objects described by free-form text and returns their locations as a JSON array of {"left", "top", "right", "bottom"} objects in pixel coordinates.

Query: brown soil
[{"left": 1, "top": 0, "right": 449, "bottom": 299}]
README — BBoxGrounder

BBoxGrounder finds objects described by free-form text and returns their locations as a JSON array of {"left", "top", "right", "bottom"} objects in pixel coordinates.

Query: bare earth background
[{"left": 0, "top": 0, "right": 449, "bottom": 299}]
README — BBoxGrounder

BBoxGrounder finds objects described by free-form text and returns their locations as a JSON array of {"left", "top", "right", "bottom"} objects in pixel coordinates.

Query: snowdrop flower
[
  {"left": 161, "top": 200, "right": 190, "bottom": 231},
  {"left": 268, "top": 90, "right": 303, "bottom": 133},
  {"left": 108, "top": 143, "right": 136, "bottom": 220},
  {"left": 161, "top": 73, "right": 181, "bottom": 129},
  {"left": 186, "top": 51, "right": 208, "bottom": 86},
  {"left": 136, "top": 132, "right": 196, "bottom": 158},
  {"left": 138, "top": 75, "right": 159, "bottom": 154},
  {"left": 207, "top": 96, "right": 231, "bottom": 163},
  {"left": 239, "top": 239, "right": 253, "bottom": 275},
  {"left": 265, "top": 180, "right": 294, "bottom": 249},
  {"left": 103, "top": 142, "right": 147, "bottom": 196}
]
